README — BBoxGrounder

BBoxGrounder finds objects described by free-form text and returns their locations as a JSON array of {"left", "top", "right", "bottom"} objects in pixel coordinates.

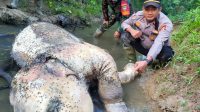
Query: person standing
[{"left": 93, "top": 0, "right": 133, "bottom": 38}]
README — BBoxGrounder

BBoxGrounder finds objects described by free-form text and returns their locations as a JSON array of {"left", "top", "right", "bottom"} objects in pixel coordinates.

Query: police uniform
[{"left": 121, "top": 11, "right": 174, "bottom": 63}]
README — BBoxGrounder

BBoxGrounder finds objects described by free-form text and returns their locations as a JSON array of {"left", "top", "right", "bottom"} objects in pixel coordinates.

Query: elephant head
[{"left": 10, "top": 59, "right": 93, "bottom": 112}]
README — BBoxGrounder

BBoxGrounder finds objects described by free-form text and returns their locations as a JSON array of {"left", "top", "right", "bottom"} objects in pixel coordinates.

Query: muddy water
[
  {"left": 0, "top": 23, "right": 152, "bottom": 112},
  {"left": 74, "top": 24, "right": 151, "bottom": 112},
  {"left": 0, "top": 24, "right": 23, "bottom": 112}
]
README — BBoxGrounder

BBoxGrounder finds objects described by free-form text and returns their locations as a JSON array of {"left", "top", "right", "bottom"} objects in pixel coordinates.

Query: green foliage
[
  {"left": 161, "top": 0, "right": 200, "bottom": 21},
  {"left": 172, "top": 7, "right": 200, "bottom": 73},
  {"left": 161, "top": 0, "right": 200, "bottom": 14},
  {"left": 197, "top": 67, "right": 200, "bottom": 76},
  {"left": 46, "top": 0, "right": 101, "bottom": 19}
]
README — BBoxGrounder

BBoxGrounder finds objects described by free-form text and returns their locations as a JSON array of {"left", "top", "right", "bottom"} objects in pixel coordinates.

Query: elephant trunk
[
  {"left": 118, "top": 63, "right": 138, "bottom": 84},
  {"left": 0, "top": 68, "right": 12, "bottom": 88}
]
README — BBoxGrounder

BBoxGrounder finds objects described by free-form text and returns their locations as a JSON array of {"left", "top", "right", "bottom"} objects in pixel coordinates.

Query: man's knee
[
  {"left": 121, "top": 32, "right": 133, "bottom": 46},
  {"left": 157, "top": 46, "right": 174, "bottom": 62}
]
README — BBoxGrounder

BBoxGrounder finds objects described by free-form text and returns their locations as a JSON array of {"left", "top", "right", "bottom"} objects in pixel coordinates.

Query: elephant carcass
[
  {"left": 10, "top": 59, "right": 93, "bottom": 112},
  {"left": 11, "top": 22, "right": 129, "bottom": 112}
]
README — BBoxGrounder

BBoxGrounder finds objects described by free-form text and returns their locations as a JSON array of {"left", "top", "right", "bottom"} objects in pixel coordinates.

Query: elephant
[
  {"left": 11, "top": 22, "right": 138, "bottom": 112},
  {"left": 10, "top": 59, "right": 93, "bottom": 112}
]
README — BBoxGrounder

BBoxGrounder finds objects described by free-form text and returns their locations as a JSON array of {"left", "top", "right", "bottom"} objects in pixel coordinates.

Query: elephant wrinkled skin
[
  {"left": 10, "top": 59, "right": 93, "bottom": 112},
  {"left": 10, "top": 22, "right": 137, "bottom": 112}
]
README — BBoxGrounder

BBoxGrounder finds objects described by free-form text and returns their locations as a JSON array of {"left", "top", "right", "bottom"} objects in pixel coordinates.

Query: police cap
[{"left": 143, "top": 0, "right": 161, "bottom": 8}]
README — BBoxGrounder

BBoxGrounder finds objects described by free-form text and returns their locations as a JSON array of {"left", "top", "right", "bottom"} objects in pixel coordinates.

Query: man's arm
[
  {"left": 121, "top": 13, "right": 135, "bottom": 30},
  {"left": 135, "top": 13, "right": 173, "bottom": 73},
  {"left": 121, "top": 13, "right": 142, "bottom": 38},
  {"left": 147, "top": 13, "right": 173, "bottom": 60},
  {"left": 102, "top": 0, "right": 109, "bottom": 21}
]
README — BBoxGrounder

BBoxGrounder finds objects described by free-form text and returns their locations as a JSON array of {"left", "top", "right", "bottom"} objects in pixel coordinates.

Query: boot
[
  {"left": 123, "top": 44, "right": 136, "bottom": 62},
  {"left": 93, "top": 28, "right": 104, "bottom": 38}
]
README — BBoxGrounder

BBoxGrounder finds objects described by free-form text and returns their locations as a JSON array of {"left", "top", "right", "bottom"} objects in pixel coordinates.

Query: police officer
[
  {"left": 121, "top": 0, "right": 174, "bottom": 73},
  {"left": 7, "top": 0, "right": 43, "bottom": 15},
  {"left": 93, "top": 0, "right": 133, "bottom": 38}
]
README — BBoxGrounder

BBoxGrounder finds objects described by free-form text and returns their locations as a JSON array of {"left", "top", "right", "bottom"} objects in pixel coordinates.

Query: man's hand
[
  {"left": 134, "top": 61, "right": 148, "bottom": 73},
  {"left": 126, "top": 27, "right": 142, "bottom": 39},
  {"left": 103, "top": 20, "right": 109, "bottom": 26},
  {"left": 130, "top": 29, "right": 142, "bottom": 38},
  {"left": 113, "top": 31, "right": 121, "bottom": 41}
]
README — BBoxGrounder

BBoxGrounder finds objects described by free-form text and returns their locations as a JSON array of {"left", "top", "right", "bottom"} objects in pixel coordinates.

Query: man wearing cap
[{"left": 121, "top": 0, "right": 174, "bottom": 73}]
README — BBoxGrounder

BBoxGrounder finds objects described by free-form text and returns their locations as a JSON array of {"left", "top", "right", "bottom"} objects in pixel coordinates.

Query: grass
[
  {"left": 150, "top": 7, "right": 200, "bottom": 111},
  {"left": 171, "top": 7, "right": 200, "bottom": 74}
]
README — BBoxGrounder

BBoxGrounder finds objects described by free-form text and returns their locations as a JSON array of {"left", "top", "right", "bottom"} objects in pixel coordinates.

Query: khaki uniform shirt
[{"left": 121, "top": 11, "right": 173, "bottom": 60}]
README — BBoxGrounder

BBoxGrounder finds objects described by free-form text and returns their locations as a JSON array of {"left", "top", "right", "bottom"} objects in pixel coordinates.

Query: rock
[
  {"left": 27, "top": 16, "right": 39, "bottom": 24},
  {"left": 0, "top": 7, "right": 29, "bottom": 25}
]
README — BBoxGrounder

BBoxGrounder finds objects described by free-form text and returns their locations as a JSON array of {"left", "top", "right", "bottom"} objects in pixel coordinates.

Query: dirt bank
[
  {"left": 140, "top": 25, "right": 200, "bottom": 112},
  {"left": 142, "top": 62, "right": 200, "bottom": 112}
]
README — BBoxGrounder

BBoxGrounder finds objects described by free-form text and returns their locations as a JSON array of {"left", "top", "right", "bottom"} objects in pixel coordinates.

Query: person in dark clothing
[{"left": 93, "top": 0, "right": 133, "bottom": 39}]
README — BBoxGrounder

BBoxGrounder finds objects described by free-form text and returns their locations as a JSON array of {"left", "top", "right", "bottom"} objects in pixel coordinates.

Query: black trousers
[{"left": 121, "top": 32, "right": 175, "bottom": 63}]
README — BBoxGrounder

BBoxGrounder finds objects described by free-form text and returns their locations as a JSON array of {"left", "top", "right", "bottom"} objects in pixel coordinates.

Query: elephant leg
[
  {"left": 98, "top": 78, "right": 127, "bottom": 112},
  {"left": 97, "top": 60, "right": 128, "bottom": 112}
]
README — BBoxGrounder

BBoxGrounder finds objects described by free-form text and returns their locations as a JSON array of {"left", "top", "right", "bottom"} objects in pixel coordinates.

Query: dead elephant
[
  {"left": 10, "top": 59, "right": 93, "bottom": 112},
  {"left": 11, "top": 22, "right": 138, "bottom": 112}
]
